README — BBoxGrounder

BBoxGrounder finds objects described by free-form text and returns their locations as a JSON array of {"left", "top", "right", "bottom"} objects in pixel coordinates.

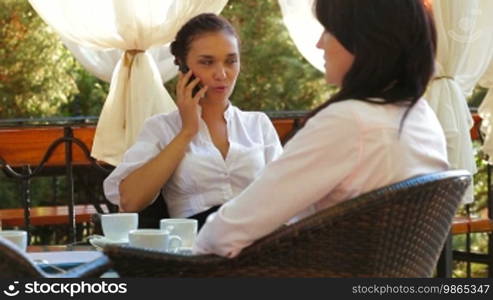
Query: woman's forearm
[{"left": 119, "top": 131, "right": 194, "bottom": 212}]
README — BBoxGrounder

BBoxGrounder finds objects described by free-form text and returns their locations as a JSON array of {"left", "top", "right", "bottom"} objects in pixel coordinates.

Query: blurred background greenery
[
  {"left": 0, "top": 0, "right": 330, "bottom": 119},
  {"left": 0, "top": 0, "right": 491, "bottom": 277}
]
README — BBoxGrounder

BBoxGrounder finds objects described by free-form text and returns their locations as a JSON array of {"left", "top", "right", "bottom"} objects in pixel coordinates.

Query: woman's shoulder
[
  {"left": 144, "top": 109, "right": 180, "bottom": 126},
  {"left": 315, "top": 98, "right": 436, "bottom": 130},
  {"left": 140, "top": 109, "right": 181, "bottom": 136},
  {"left": 313, "top": 99, "right": 368, "bottom": 120},
  {"left": 309, "top": 99, "right": 406, "bottom": 131},
  {"left": 318, "top": 98, "right": 423, "bottom": 116}
]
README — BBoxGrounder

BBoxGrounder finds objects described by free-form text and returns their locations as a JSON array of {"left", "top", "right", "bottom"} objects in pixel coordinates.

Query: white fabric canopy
[
  {"left": 478, "top": 60, "right": 493, "bottom": 162},
  {"left": 425, "top": 0, "right": 493, "bottom": 203},
  {"left": 29, "top": 0, "right": 228, "bottom": 165},
  {"left": 278, "top": 0, "right": 324, "bottom": 73}
]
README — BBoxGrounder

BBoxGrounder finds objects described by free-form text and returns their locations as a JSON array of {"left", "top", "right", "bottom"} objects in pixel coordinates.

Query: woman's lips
[{"left": 213, "top": 86, "right": 227, "bottom": 93}]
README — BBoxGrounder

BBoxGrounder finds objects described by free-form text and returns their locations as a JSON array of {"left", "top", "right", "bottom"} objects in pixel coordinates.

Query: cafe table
[{"left": 27, "top": 244, "right": 118, "bottom": 278}]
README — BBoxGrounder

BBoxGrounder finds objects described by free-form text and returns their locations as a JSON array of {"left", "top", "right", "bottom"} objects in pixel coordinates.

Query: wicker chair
[
  {"left": 104, "top": 170, "right": 470, "bottom": 277},
  {"left": 0, "top": 238, "right": 112, "bottom": 278}
]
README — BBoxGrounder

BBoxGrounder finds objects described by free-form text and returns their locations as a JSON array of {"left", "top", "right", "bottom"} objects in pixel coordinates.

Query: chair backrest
[
  {"left": 104, "top": 170, "right": 470, "bottom": 277},
  {"left": 0, "top": 238, "right": 44, "bottom": 278},
  {"left": 0, "top": 237, "right": 112, "bottom": 278},
  {"left": 234, "top": 169, "right": 471, "bottom": 277}
]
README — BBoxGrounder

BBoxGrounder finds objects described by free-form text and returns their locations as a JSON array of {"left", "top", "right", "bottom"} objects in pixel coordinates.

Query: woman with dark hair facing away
[
  {"left": 104, "top": 13, "right": 283, "bottom": 228},
  {"left": 194, "top": 0, "right": 449, "bottom": 257}
]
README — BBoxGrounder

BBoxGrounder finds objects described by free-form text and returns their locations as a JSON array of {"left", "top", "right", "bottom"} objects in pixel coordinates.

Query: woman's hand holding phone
[{"left": 176, "top": 69, "right": 208, "bottom": 139}]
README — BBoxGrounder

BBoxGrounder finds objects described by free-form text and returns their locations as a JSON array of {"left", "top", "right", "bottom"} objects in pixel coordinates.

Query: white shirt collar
[{"left": 223, "top": 102, "right": 234, "bottom": 122}]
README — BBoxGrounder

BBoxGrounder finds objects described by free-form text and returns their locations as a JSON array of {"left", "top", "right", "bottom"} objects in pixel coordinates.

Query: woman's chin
[
  {"left": 324, "top": 76, "right": 341, "bottom": 87},
  {"left": 200, "top": 94, "right": 229, "bottom": 104}
]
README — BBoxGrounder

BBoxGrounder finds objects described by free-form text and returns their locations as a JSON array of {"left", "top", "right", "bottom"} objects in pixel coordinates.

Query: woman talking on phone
[
  {"left": 194, "top": 0, "right": 449, "bottom": 257},
  {"left": 104, "top": 13, "right": 282, "bottom": 228}
]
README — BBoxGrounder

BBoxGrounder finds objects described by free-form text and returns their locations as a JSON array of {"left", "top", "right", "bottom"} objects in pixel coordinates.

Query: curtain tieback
[
  {"left": 432, "top": 75, "right": 455, "bottom": 81},
  {"left": 121, "top": 49, "right": 144, "bottom": 130},
  {"left": 123, "top": 49, "right": 145, "bottom": 72}
]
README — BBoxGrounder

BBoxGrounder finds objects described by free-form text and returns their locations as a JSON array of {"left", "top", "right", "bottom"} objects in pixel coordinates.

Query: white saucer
[{"left": 88, "top": 236, "right": 128, "bottom": 250}]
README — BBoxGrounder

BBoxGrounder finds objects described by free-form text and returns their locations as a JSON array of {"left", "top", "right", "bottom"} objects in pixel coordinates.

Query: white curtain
[
  {"left": 29, "top": 0, "right": 228, "bottom": 166},
  {"left": 425, "top": 0, "right": 493, "bottom": 203},
  {"left": 478, "top": 60, "right": 493, "bottom": 162},
  {"left": 62, "top": 39, "right": 178, "bottom": 84},
  {"left": 278, "top": 0, "right": 324, "bottom": 73}
]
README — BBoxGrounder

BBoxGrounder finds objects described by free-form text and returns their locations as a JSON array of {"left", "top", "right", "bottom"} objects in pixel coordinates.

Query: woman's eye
[
  {"left": 200, "top": 60, "right": 213, "bottom": 65},
  {"left": 227, "top": 59, "right": 238, "bottom": 64}
]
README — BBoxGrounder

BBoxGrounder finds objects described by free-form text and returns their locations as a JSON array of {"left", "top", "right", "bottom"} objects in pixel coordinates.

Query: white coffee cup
[
  {"left": 128, "top": 229, "right": 182, "bottom": 253},
  {"left": 0, "top": 230, "right": 28, "bottom": 251},
  {"left": 160, "top": 218, "right": 198, "bottom": 250},
  {"left": 101, "top": 213, "right": 138, "bottom": 242}
]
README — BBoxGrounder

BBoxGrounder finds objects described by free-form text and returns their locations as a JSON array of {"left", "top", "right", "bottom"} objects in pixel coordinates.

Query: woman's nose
[
  {"left": 213, "top": 65, "right": 227, "bottom": 80},
  {"left": 316, "top": 34, "right": 323, "bottom": 49}
]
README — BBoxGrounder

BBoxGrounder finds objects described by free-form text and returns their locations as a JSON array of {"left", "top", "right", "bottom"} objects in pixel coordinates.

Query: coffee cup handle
[{"left": 167, "top": 235, "right": 182, "bottom": 253}]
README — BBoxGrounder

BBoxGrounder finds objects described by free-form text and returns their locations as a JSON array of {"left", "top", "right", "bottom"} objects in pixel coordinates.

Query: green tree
[
  {"left": 222, "top": 0, "right": 331, "bottom": 111},
  {"left": 59, "top": 66, "right": 109, "bottom": 117},
  {"left": 468, "top": 85, "right": 488, "bottom": 108},
  {"left": 0, "top": 0, "right": 76, "bottom": 117},
  {"left": 0, "top": 0, "right": 109, "bottom": 118}
]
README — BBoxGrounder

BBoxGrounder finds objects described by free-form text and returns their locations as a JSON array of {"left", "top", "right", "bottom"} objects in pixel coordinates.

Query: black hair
[
  {"left": 306, "top": 0, "right": 437, "bottom": 129},
  {"left": 170, "top": 13, "right": 239, "bottom": 66}
]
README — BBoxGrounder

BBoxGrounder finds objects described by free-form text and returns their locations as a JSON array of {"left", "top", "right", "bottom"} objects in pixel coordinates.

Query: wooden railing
[{"left": 0, "top": 113, "right": 490, "bottom": 229}]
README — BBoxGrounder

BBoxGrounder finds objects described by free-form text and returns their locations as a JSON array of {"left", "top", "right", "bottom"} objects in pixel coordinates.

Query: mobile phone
[{"left": 178, "top": 63, "right": 202, "bottom": 97}]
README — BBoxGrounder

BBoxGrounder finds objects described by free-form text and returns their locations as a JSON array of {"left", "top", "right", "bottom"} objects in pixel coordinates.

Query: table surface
[
  {"left": 27, "top": 244, "right": 119, "bottom": 278},
  {"left": 28, "top": 244, "right": 95, "bottom": 252}
]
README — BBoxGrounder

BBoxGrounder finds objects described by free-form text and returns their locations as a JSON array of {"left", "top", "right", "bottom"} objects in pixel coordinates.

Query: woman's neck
[{"left": 200, "top": 97, "right": 229, "bottom": 120}]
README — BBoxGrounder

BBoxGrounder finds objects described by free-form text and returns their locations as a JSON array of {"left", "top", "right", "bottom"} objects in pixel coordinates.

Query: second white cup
[{"left": 128, "top": 229, "right": 182, "bottom": 253}]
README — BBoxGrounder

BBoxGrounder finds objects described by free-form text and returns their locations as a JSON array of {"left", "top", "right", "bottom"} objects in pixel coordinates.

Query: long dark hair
[
  {"left": 170, "top": 13, "right": 239, "bottom": 66},
  {"left": 306, "top": 0, "right": 437, "bottom": 127}
]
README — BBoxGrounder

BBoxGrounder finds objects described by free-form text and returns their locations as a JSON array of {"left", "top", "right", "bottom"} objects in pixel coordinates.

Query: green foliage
[
  {"left": 0, "top": 173, "right": 19, "bottom": 209},
  {"left": 0, "top": 174, "right": 65, "bottom": 209},
  {"left": 0, "top": 0, "right": 108, "bottom": 118},
  {"left": 0, "top": 0, "right": 77, "bottom": 117},
  {"left": 59, "top": 66, "right": 109, "bottom": 116},
  {"left": 222, "top": 0, "right": 331, "bottom": 111},
  {"left": 468, "top": 86, "right": 488, "bottom": 107},
  {"left": 452, "top": 91, "right": 491, "bottom": 278}
]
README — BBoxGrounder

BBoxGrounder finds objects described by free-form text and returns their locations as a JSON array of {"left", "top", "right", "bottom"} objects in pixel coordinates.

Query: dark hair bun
[{"left": 170, "top": 13, "right": 239, "bottom": 66}]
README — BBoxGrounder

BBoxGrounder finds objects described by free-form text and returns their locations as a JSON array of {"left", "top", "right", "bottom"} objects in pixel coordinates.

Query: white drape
[
  {"left": 278, "top": 0, "right": 324, "bottom": 73},
  {"left": 62, "top": 39, "right": 178, "bottom": 84},
  {"left": 478, "top": 60, "right": 493, "bottom": 162},
  {"left": 29, "top": 0, "right": 228, "bottom": 166},
  {"left": 425, "top": 0, "right": 493, "bottom": 203}
]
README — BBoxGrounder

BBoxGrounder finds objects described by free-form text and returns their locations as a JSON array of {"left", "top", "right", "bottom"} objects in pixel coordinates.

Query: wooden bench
[
  {"left": 0, "top": 204, "right": 104, "bottom": 227},
  {"left": 0, "top": 125, "right": 113, "bottom": 242},
  {"left": 452, "top": 217, "right": 493, "bottom": 235}
]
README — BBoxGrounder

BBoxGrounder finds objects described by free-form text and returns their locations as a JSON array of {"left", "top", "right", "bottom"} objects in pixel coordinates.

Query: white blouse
[
  {"left": 194, "top": 98, "right": 450, "bottom": 258},
  {"left": 103, "top": 105, "right": 283, "bottom": 218}
]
